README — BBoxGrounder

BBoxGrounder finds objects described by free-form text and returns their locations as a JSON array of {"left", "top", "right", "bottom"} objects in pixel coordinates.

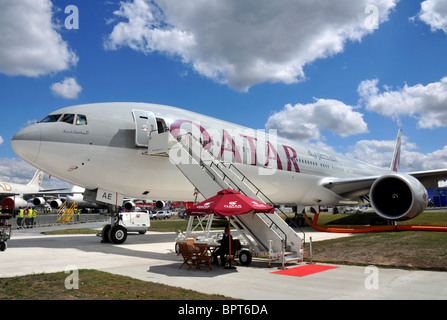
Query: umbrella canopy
[
  {"left": 186, "top": 189, "right": 275, "bottom": 216},
  {"left": 185, "top": 189, "right": 274, "bottom": 269}
]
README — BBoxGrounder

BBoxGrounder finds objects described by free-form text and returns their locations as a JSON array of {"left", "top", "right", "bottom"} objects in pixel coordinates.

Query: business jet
[
  {"left": 0, "top": 169, "right": 67, "bottom": 211},
  {"left": 10, "top": 102, "right": 447, "bottom": 240}
]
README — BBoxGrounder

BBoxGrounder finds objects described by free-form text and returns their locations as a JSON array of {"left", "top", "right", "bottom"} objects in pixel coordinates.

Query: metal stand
[{"left": 308, "top": 236, "right": 314, "bottom": 264}]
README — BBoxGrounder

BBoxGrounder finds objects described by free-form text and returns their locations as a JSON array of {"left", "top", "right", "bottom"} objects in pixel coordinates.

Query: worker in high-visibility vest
[
  {"left": 27, "top": 208, "right": 34, "bottom": 227},
  {"left": 32, "top": 208, "right": 37, "bottom": 226},
  {"left": 17, "top": 208, "right": 24, "bottom": 227}
]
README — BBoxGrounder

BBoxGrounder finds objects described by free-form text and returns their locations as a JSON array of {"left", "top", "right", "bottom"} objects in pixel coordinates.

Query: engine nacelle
[
  {"left": 155, "top": 200, "right": 165, "bottom": 209},
  {"left": 370, "top": 173, "right": 428, "bottom": 221},
  {"left": 2, "top": 197, "right": 28, "bottom": 210},
  {"left": 32, "top": 197, "right": 46, "bottom": 206},
  {"left": 50, "top": 199, "right": 63, "bottom": 209},
  {"left": 123, "top": 201, "right": 135, "bottom": 211}
]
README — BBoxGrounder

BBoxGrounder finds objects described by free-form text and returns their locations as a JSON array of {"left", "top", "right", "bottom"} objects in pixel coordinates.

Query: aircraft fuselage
[{"left": 12, "top": 102, "right": 391, "bottom": 205}]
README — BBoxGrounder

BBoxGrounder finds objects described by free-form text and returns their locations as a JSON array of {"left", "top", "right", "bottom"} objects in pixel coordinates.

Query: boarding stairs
[{"left": 147, "top": 131, "right": 303, "bottom": 264}]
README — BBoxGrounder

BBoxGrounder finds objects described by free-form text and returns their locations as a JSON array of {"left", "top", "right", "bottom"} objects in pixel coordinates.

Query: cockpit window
[
  {"left": 76, "top": 114, "right": 87, "bottom": 125},
  {"left": 61, "top": 113, "right": 75, "bottom": 124},
  {"left": 39, "top": 114, "right": 62, "bottom": 123},
  {"left": 39, "top": 113, "right": 87, "bottom": 125}
]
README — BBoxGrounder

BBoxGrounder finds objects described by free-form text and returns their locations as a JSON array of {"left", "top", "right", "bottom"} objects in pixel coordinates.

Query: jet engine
[
  {"left": 2, "top": 197, "right": 28, "bottom": 210},
  {"left": 50, "top": 199, "right": 63, "bottom": 209},
  {"left": 155, "top": 200, "right": 165, "bottom": 209},
  {"left": 32, "top": 197, "right": 46, "bottom": 206},
  {"left": 370, "top": 173, "right": 428, "bottom": 221},
  {"left": 123, "top": 201, "right": 135, "bottom": 211}
]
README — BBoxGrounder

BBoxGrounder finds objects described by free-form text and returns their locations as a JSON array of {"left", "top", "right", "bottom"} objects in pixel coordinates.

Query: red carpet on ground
[{"left": 272, "top": 264, "right": 339, "bottom": 277}]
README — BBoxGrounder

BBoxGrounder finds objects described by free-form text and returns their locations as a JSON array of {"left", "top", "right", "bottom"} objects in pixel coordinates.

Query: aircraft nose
[{"left": 11, "top": 125, "right": 42, "bottom": 164}]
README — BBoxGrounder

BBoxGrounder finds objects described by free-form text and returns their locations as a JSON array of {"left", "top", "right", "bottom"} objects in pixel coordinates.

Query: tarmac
[{"left": 1, "top": 222, "right": 447, "bottom": 300}]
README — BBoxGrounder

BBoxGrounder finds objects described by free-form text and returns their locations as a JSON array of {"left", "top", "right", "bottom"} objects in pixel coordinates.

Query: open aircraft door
[{"left": 132, "top": 109, "right": 158, "bottom": 147}]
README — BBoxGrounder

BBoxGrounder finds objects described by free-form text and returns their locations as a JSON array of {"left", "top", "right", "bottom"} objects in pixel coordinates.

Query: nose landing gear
[{"left": 100, "top": 215, "right": 128, "bottom": 244}]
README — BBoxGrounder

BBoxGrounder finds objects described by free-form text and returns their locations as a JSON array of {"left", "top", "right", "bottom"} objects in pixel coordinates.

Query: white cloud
[
  {"left": 265, "top": 99, "right": 368, "bottom": 142},
  {"left": 357, "top": 78, "right": 379, "bottom": 104},
  {"left": 359, "top": 77, "right": 447, "bottom": 129},
  {"left": 0, "top": 157, "right": 73, "bottom": 190},
  {"left": 0, "top": 0, "right": 78, "bottom": 77},
  {"left": 50, "top": 77, "right": 82, "bottom": 99},
  {"left": 418, "top": 0, "right": 447, "bottom": 33},
  {"left": 346, "top": 135, "right": 414, "bottom": 168},
  {"left": 346, "top": 136, "right": 447, "bottom": 172},
  {"left": 105, "top": 0, "right": 397, "bottom": 91},
  {"left": 0, "top": 137, "right": 3, "bottom": 146}
]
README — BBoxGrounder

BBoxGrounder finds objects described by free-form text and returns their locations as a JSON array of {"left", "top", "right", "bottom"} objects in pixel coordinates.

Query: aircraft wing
[
  {"left": 322, "top": 176, "right": 379, "bottom": 199},
  {"left": 0, "top": 189, "right": 70, "bottom": 198},
  {"left": 323, "top": 169, "right": 447, "bottom": 199},
  {"left": 407, "top": 169, "right": 447, "bottom": 188}
]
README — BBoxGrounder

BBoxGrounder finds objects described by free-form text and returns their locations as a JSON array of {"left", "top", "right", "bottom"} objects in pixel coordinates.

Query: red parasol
[
  {"left": 186, "top": 189, "right": 274, "bottom": 268},
  {"left": 186, "top": 188, "right": 275, "bottom": 217}
]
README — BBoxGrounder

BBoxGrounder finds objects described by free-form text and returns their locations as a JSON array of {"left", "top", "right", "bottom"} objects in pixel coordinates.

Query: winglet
[
  {"left": 27, "top": 169, "right": 43, "bottom": 188},
  {"left": 390, "top": 129, "right": 402, "bottom": 172}
]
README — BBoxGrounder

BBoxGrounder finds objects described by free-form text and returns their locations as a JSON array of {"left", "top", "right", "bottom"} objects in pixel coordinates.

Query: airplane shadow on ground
[
  {"left": 147, "top": 262, "right": 240, "bottom": 278},
  {"left": 8, "top": 231, "right": 179, "bottom": 263}
]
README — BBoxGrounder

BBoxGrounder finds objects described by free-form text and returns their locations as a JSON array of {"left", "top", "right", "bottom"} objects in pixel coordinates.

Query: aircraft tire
[
  {"left": 0, "top": 241, "right": 6, "bottom": 252},
  {"left": 101, "top": 224, "right": 111, "bottom": 243},
  {"left": 109, "top": 225, "right": 127, "bottom": 244},
  {"left": 239, "top": 250, "right": 252, "bottom": 266}
]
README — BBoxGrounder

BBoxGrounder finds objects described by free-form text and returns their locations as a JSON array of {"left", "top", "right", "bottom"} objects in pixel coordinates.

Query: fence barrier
[{"left": 9, "top": 214, "right": 107, "bottom": 229}]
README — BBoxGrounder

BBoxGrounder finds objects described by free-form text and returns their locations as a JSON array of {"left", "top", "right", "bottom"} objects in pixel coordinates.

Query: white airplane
[
  {"left": 10, "top": 102, "right": 447, "bottom": 232},
  {"left": 63, "top": 185, "right": 109, "bottom": 211},
  {"left": 0, "top": 169, "right": 65, "bottom": 211}
]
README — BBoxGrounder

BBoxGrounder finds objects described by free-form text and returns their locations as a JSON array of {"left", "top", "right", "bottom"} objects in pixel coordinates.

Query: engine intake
[
  {"left": 50, "top": 199, "right": 63, "bottom": 209},
  {"left": 123, "top": 201, "right": 135, "bottom": 211},
  {"left": 370, "top": 173, "right": 427, "bottom": 221},
  {"left": 155, "top": 200, "right": 165, "bottom": 209}
]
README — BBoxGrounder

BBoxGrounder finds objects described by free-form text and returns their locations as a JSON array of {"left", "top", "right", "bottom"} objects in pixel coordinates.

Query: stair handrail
[{"left": 227, "top": 163, "right": 306, "bottom": 242}]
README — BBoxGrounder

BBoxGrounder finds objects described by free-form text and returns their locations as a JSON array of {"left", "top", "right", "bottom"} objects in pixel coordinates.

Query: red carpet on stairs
[{"left": 271, "top": 264, "right": 338, "bottom": 277}]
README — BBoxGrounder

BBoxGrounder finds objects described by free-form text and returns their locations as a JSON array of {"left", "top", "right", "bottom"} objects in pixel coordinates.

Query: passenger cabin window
[
  {"left": 39, "top": 114, "right": 62, "bottom": 123},
  {"left": 61, "top": 113, "right": 75, "bottom": 124},
  {"left": 76, "top": 114, "right": 87, "bottom": 125}
]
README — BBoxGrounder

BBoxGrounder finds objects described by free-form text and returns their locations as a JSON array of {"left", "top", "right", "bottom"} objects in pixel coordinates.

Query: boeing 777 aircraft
[{"left": 10, "top": 102, "right": 447, "bottom": 240}]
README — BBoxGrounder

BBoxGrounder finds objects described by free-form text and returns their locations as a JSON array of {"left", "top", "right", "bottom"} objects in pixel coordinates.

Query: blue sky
[{"left": 2, "top": 0, "right": 447, "bottom": 186}]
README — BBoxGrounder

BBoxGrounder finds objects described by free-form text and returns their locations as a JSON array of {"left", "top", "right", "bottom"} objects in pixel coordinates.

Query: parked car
[
  {"left": 149, "top": 211, "right": 158, "bottom": 219},
  {"left": 156, "top": 210, "right": 171, "bottom": 220}
]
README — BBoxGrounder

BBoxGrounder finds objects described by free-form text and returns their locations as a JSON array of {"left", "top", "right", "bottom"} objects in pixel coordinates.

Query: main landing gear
[{"left": 101, "top": 214, "right": 128, "bottom": 244}]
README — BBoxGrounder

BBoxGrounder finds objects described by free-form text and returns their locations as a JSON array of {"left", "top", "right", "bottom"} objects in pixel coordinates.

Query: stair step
[{"left": 284, "top": 254, "right": 302, "bottom": 263}]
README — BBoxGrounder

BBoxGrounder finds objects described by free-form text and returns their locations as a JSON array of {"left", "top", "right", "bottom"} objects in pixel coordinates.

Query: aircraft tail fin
[
  {"left": 27, "top": 170, "right": 43, "bottom": 188},
  {"left": 390, "top": 129, "right": 402, "bottom": 172}
]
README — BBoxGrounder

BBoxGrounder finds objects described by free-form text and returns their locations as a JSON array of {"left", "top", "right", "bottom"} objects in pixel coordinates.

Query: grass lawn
[
  {"left": 0, "top": 269, "right": 233, "bottom": 300},
  {"left": 305, "top": 211, "right": 447, "bottom": 271}
]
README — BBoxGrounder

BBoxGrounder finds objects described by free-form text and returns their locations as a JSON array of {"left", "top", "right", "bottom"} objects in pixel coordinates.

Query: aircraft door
[{"left": 132, "top": 109, "right": 158, "bottom": 147}]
